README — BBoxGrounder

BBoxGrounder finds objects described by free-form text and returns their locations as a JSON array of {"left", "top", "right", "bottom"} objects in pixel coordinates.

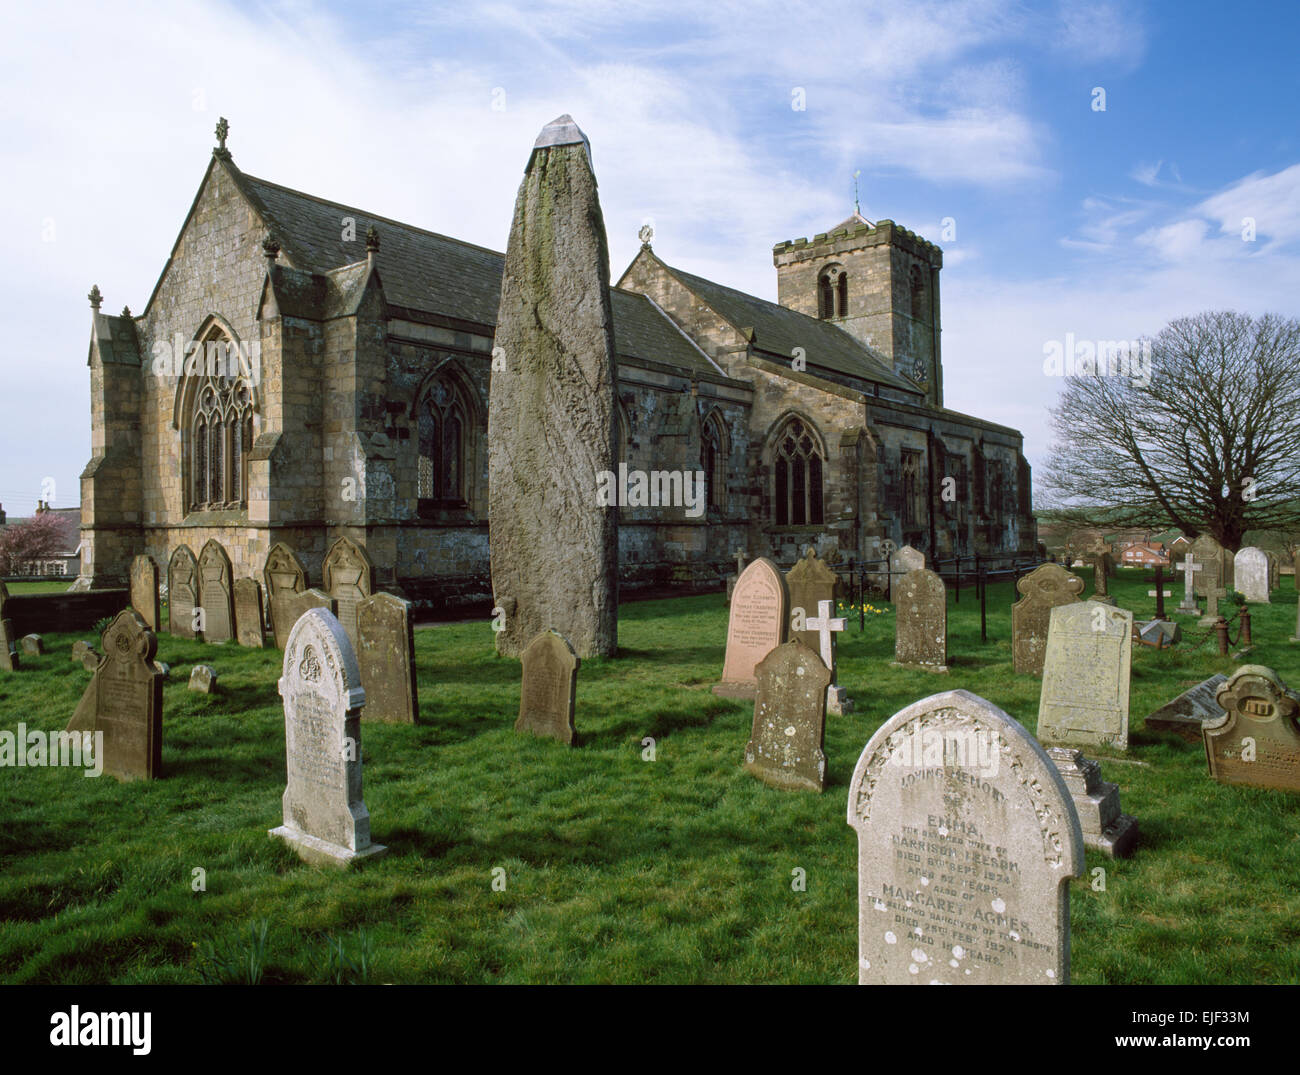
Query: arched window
[
  {"left": 700, "top": 410, "right": 729, "bottom": 511},
  {"left": 817, "top": 264, "right": 846, "bottom": 319},
  {"left": 186, "top": 327, "right": 254, "bottom": 512},
  {"left": 772, "top": 418, "right": 825, "bottom": 526},
  {"left": 837, "top": 272, "right": 848, "bottom": 317},
  {"left": 901, "top": 449, "right": 921, "bottom": 527},
  {"left": 415, "top": 370, "right": 475, "bottom": 507}
]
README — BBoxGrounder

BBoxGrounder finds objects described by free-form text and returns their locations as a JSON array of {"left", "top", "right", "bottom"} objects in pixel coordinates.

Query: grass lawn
[
  {"left": 1, "top": 569, "right": 1298, "bottom": 984},
  {"left": 4, "top": 580, "right": 77, "bottom": 595}
]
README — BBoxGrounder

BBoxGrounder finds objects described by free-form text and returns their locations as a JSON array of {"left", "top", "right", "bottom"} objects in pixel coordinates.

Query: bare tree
[{"left": 1041, "top": 311, "right": 1300, "bottom": 551}]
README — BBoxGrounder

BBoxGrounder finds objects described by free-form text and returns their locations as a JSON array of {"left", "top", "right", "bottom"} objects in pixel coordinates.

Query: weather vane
[{"left": 854, "top": 170, "right": 861, "bottom": 215}]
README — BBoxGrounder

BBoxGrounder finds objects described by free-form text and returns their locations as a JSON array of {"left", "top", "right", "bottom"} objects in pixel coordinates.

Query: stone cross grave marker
[
  {"left": 893, "top": 567, "right": 948, "bottom": 673},
  {"left": 1200, "top": 585, "right": 1227, "bottom": 627},
  {"left": 269, "top": 607, "right": 387, "bottom": 866},
  {"left": 1037, "top": 602, "right": 1133, "bottom": 751},
  {"left": 1233, "top": 547, "right": 1270, "bottom": 603},
  {"left": 1012, "top": 563, "right": 1085, "bottom": 677},
  {"left": 806, "top": 598, "right": 852, "bottom": 714},
  {"left": 66, "top": 608, "right": 164, "bottom": 781},
  {"left": 1176, "top": 555, "right": 1202, "bottom": 614},
  {"left": 198, "top": 539, "right": 235, "bottom": 643},
  {"left": 726, "top": 549, "right": 747, "bottom": 602},
  {"left": 234, "top": 578, "right": 266, "bottom": 648},
  {"left": 322, "top": 537, "right": 375, "bottom": 652},
  {"left": 1203, "top": 665, "right": 1300, "bottom": 794},
  {"left": 787, "top": 548, "right": 837, "bottom": 654},
  {"left": 357, "top": 592, "right": 419, "bottom": 724},
  {"left": 168, "top": 544, "right": 201, "bottom": 640},
  {"left": 847, "top": 689, "right": 1084, "bottom": 984},
  {"left": 743, "top": 640, "right": 831, "bottom": 792},
  {"left": 264, "top": 542, "right": 309, "bottom": 649},
  {"left": 515, "top": 630, "right": 579, "bottom": 745},
  {"left": 714, "top": 557, "right": 789, "bottom": 700},
  {"left": 130, "top": 555, "right": 160, "bottom": 631}
]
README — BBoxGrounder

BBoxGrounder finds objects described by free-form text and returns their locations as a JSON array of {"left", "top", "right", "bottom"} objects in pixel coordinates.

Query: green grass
[
  {"left": 1, "top": 570, "right": 1298, "bottom": 984},
  {"left": 4, "top": 580, "right": 77, "bottom": 595}
]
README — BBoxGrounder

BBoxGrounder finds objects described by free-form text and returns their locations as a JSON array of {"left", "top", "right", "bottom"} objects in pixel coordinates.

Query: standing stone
[
  {"left": 0, "top": 619, "right": 20, "bottom": 671},
  {"left": 892, "top": 568, "right": 948, "bottom": 672},
  {"left": 234, "top": 578, "right": 266, "bottom": 648},
  {"left": 264, "top": 542, "right": 309, "bottom": 649},
  {"left": 357, "top": 592, "right": 419, "bottom": 724},
  {"left": 189, "top": 665, "right": 218, "bottom": 693},
  {"left": 489, "top": 115, "right": 618, "bottom": 660},
  {"left": 515, "top": 630, "right": 579, "bottom": 745},
  {"left": 713, "top": 557, "right": 789, "bottom": 700},
  {"left": 847, "top": 690, "right": 1084, "bottom": 985},
  {"left": 1233, "top": 546, "right": 1270, "bottom": 603},
  {"left": 197, "top": 540, "right": 235, "bottom": 643},
  {"left": 744, "top": 641, "right": 831, "bottom": 792},
  {"left": 65, "top": 609, "right": 164, "bottom": 781},
  {"left": 1037, "top": 602, "right": 1133, "bottom": 751},
  {"left": 787, "top": 548, "right": 837, "bottom": 653},
  {"left": 168, "top": 544, "right": 201, "bottom": 640},
  {"left": 20, "top": 634, "right": 44, "bottom": 655},
  {"left": 1203, "top": 665, "right": 1300, "bottom": 794},
  {"left": 1011, "top": 563, "right": 1085, "bottom": 677},
  {"left": 130, "top": 555, "right": 160, "bottom": 631},
  {"left": 322, "top": 536, "right": 375, "bottom": 652},
  {"left": 269, "top": 608, "right": 387, "bottom": 866},
  {"left": 1145, "top": 674, "right": 1229, "bottom": 742},
  {"left": 1189, "top": 534, "right": 1230, "bottom": 596}
]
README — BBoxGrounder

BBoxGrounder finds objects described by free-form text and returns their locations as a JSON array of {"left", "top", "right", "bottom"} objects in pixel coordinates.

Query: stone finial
[
  {"left": 88, "top": 284, "right": 102, "bottom": 311},
  {"left": 262, "top": 235, "right": 280, "bottom": 263},
  {"left": 214, "top": 116, "right": 231, "bottom": 159},
  {"left": 638, "top": 223, "right": 653, "bottom": 248},
  {"left": 121, "top": 305, "right": 132, "bottom": 319},
  {"left": 366, "top": 225, "right": 380, "bottom": 262}
]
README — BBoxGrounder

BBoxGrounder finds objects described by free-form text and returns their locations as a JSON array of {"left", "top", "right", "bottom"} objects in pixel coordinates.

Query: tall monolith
[{"left": 489, "top": 114, "right": 618, "bottom": 658}]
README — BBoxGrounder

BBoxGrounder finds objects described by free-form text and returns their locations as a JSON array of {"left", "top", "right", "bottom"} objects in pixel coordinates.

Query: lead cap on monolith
[{"left": 528, "top": 113, "right": 592, "bottom": 172}]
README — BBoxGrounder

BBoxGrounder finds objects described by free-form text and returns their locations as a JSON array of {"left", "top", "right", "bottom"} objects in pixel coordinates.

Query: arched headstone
[
  {"left": 322, "top": 536, "right": 375, "bottom": 651},
  {"left": 263, "top": 542, "right": 308, "bottom": 649},
  {"left": 713, "top": 557, "right": 789, "bottom": 700},
  {"left": 167, "top": 545, "right": 201, "bottom": 640},
  {"left": 198, "top": 540, "right": 235, "bottom": 643},
  {"left": 1011, "top": 563, "right": 1084, "bottom": 677}
]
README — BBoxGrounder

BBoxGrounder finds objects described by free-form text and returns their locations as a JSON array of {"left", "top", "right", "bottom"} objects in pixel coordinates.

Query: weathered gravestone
[
  {"left": 892, "top": 544, "right": 925, "bottom": 575},
  {"left": 1145, "top": 674, "right": 1229, "bottom": 742},
  {"left": 1175, "top": 554, "right": 1202, "bottom": 614},
  {"left": 1203, "top": 665, "right": 1300, "bottom": 794},
  {"left": 893, "top": 568, "right": 947, "bottom": 672},
  {"left": 1199, "top": 585, "right": 1228, "bottom": 627},
  {"left": 1294, "top": 551, "right": 1300, "bottom": 593},
  {"left": 269, "top": 607, "right": 387, "bottom": 866},
  {"left": 515, "top": 630, "right": 579, "bottom": 745},
  {"left": 168, "top": 544, "right": 201, "bottom": 640},
  {"left": 322, "top": 536, "right": 375, "bottom": 652},
  {"left": 130, "top": 555, "right": 160, "bottom": 631},
  {"left": 1011, "top": 563, "right": 1085, "bottom": 677},
  {"left": 71, "top": 640, "right": 99, "bottom": 671},
  {"left": 489, "top": 114, "right": 619, "bottom": 661},
  {"left": 66, "top": 608, "right": 164, "bottom": 781},
  {"left": 1136, "top": 619, "right": 1180, "bottom": 648},
  {"left": 743, "top": 640, "right": 831, "bottom": 792},
  {"left": 198, "top": 540, "right": 235, "bottom": 643},
  {"left": 1189, "top": 534, "right": 1230, "bottom": 596},
  {"left": 787, "top": 548, "right": 836, "bottom": 653},
  {"left": 713, "top": 557, "right": 789, "bottom": 700},
  {"left": 21, "top": 634, "right": 44, "bottom": 655},
  {"left": 234, "top": 578, "right": 266, "bottom": 648},
  {"left": 288, "top": 588, "right": 336, "bottom": 629},
  {"left": 847, "top": 690, "right": 1084, "bottom": 984},
  {"left": 357, "top": 592, "right": 419, "bottom": 724},
  {"left": 0, "top": 619, "right": 20, "bottom": 671},
  {"left": 1045, "top": 747, "right": 1139, "bottom": 858},
  {"left": 264, "top": 542, "right": 308, "bottom": 649},
  {"left": 1037, "top": 602, "right": 1133, "bottom": 751},
  {"left": 1086, "top": 540, "right": 1115, "bottom": 604},
  {"left": 1266, "top": 551, "right": 1279, "bottom": 592},
  {"left": 1234, "top": 546, "right": 1269, "bottom": 603},
  {"left": 189, "top": 665, "right": 218, "bottom": 693}
]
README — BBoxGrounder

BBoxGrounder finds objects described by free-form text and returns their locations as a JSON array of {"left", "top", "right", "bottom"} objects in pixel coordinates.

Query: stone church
[{"left": 78, "top": 120, "right": 1034, "bottom": 610}]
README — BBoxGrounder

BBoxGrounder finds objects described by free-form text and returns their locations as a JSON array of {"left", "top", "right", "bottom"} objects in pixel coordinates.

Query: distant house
[
  {"left": 1119, "top": 541, "right": 1169, "bottom": 567},
  {"left": 0, "top": 501, "right": 83, "bottom": 576}
]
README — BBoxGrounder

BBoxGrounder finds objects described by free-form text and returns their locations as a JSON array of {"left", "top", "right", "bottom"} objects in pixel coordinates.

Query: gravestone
[
  {"left": 21, "top": 634, "right": 44, "bottom": 655},
  {"left": 1189, "top": 534, "right": 1230, "bottom": 596},
  {"left": 1233, "top": 547, "right": 1269, "bottom": 603},
  {"left": 892, "top": 567, "right": 947, "bottom": 672},
  {"left": 168, "top": 544, "right": 201, "bottom": 640},
  {"left": 0, "top": 619, "right": 20, "bottom": 671},
  {"left": 322, "top": 537, "right": 375, "bottom": 651},
  {"left": 357, "top": 592, "right": 419, "bottom": 724},
  {"left": 130, "top": 555, "right": 160, "bottom": 631},
  {"left": 806, "top": 599, "right": 852, "bottom": 714},
  {"left": 233, "top": 578, "right": 266, "bottom": 648},
  {"left": 1266, "top": 551, "right": 1279, "bottom": 591},
  {"left": 1046, "top": 747, "right": 1139, "bottom": 858},
  {"left": 515, "top": 630, "right": 579, "bottom": 745},
  {"left": 198, "top": 540, "right": 235, "bottom": 643},
  {"left": 1037, "top": 602, "right": 1133, "bottom": 751},
  {"left": 1199, "top": 585, "right": 1227, "bottom": 627},
  {"left": 71, "top": 640, "right": 99, "bottom": 670},
  {"left": 1175, "top": 555, "right": 1202, "bottom": 614},
  {"left": 1203, "top": 665, "right": 1300, "bottom": 794},
  {"left": 264, "top": 542, "right": 308, "bottom": 649},
  {"left": 1145, "top": 674, "right": 1228, "bottom": 742},
  {"left": 269, "top": 607, "right": 387, "bottom": 866},
  {"left": 189, "top": 665, "right": 218, "bottom": 693},
  {"left": 1087, "top": 540, "right": 1114, "bottom": 604},
  {"left": 288, "top": 588, "right": 336, "bottom": 629},
  {"left": 1136, "top": 619, "right": 1180, "bottom": 648},
  {"left": 1011, "top": 563, "right": 1085, "bottom": 677},
  {"left": 847, "top": 690, "right": 1084, "bottom": 985},
  {"left": 743, "top": 641, "right": 831, "bottom": 792},
  {"left": 65, "top": 609, "right": 164, "bottom": 781},
  {"left": 489, "top": 114, "right": 619, "bottom": 660},
  {"left": 1294, "top": 551, "right": 1300, "bottom": 592},
  {"left": 713, "top": 557, "right": 789, "bottom": 700},
  {"left": 892, "top": 545, "right": 925, "bottom": 574},
  {"left": 787, "top": 548, "right": 836, "bottom": 653},
  {"left": 1294, "top": 597, "right": 1300, "bottom": 643}
]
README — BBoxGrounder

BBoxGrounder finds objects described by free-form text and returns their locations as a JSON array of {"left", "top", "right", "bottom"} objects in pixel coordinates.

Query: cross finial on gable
[
  {"left": 366, "top": 225, "right": 380, "bottom": 255},
  {"left": 88, "top": 284, "right": 102, "bottom": 311},
  {"left": 214, "top": 117, "right": 231, "bottom": 159}
]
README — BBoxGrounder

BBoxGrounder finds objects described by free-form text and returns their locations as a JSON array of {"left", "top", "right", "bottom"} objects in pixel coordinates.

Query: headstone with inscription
[
  {"left": 1189, "top": 534, "right": 1230, "bottom": 596},
  {"left": 264, "top": 542, "right": 309, "bottom": 649},
  {"left": 515, "top": 630, "right": 579, "bottom": 745},
  {"left": 1203, "top": 665, "right": 1300, "bottom": 794},
  {"left": 893, "top": 568, "right": 948, "bottom": 672},
  {"left": 130, "top": 555, "right": 161, "bottom": 631},
  {"left": 743, "top": 641, "right": 831, "bottom": 792},
  {"left": 65, "top": 609, "right": 164, "bottom": 781},
  {"left": 787, "top": 548, "right": 837, "bottom": 653},
  {"left": 1011, "top": 563, "right": 1085, "bottom": 677},
  {"left": 1233, "top": 547, "right": 1269, "bottom": 603},
  {"left": 1145, "top": 674, "right": 1228, "bottom": 742},
  {"left": 322, "top": 537, "right": 375, "bottom": 651},
  {"left": 1037, "top": 602, "right": 1133, "bottom": 751},
  {"left": 269, "top": 607, "right": 387, "bottom": 866},
  {"left": 198, "top": 540, "right": 236, "bottom": 643},
  {"left": 233, "top": 578, "right": 266, "bottom": 647},
  {"left": 714, "top": 557, "right": 789, "bottom": 700},
  {"left": 847, "top": 690, "right": 1084, "bottom": 985},
  {"left": 357, "top": 592, "right": 419, "bottom": 724},
  {"left": 168, "top": 545, "right": 201, "bottom": 640}
]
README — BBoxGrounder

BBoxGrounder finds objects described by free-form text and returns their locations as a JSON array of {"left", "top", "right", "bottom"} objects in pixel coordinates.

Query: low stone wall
[{"left": 3, "top": 589, "right": 130, "bottom": 634}]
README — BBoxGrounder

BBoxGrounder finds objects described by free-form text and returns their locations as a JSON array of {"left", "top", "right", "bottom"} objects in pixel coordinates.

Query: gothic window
[
  {"left": 837, "top": 272, "right": 849, "bottom": 317},
  {"left": 818, "top": 264, "right": 846, "bottom": 319},
  {"left": 416, "top": 372, "right": 474, "bottom": 506},
  {"left": 701, "top": 410, "right": 729, "bottom": 511},
  {"left": 772, "top": 418, "right": 825, "bottom": 526},
  {"left": 186, "top": 331, "right": 254, "bottom": 512},
  {"left": 901, "top": 449, "right": 921, "bottom": 528}
]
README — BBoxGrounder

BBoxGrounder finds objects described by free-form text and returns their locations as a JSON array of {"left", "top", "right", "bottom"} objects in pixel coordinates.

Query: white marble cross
[
  {"left": 1178, "top": 555, "right": 1202, "bottom": 607},
  {"left": 805, "top": 599, "right": 846, "bottom": 676}
]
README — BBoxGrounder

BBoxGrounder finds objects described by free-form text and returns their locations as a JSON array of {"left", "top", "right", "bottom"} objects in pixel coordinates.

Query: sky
[{"left": 1, "top": 0, "right": 1298, "bottom": 517}]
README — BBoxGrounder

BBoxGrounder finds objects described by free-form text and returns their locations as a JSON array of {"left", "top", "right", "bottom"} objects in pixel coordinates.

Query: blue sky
[{"left": 1, "top": 0, "right": 1298, "bottom": 517}]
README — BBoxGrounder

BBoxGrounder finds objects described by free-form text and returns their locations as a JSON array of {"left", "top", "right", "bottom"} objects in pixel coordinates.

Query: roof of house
[{"left": 2, "top": 507, "right": 82, "bottom": 555}]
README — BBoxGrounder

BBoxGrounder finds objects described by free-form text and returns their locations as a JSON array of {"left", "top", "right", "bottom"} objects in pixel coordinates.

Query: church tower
[{"left": 772, "top": 212, "right": 944, "bottom": 407}]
